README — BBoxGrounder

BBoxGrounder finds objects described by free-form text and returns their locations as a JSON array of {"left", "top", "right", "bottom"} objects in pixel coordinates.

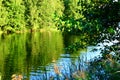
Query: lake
[{"left": 0, "top": 30, "right": 107, "bottom": 80}]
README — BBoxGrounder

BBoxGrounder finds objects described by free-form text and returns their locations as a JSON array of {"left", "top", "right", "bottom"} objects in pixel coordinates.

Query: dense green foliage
[
  {"left": 0, "top": 0, "right": 64, "bottom": 32},
  {"left": 57, "top": 0, "right": 120, "bottom": 35},
  {"left": 0, "top": 0, "right": 120, "bottom": 33}
]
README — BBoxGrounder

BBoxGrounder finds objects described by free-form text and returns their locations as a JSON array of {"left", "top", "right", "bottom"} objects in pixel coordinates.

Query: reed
[{"left": 11, "top": 74, "right": 23, "bottom": 80}]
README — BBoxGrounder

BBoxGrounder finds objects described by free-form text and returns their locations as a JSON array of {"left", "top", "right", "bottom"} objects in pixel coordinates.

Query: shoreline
[{"left": 0, "top": 28, "right": 59, "bottom": 34}]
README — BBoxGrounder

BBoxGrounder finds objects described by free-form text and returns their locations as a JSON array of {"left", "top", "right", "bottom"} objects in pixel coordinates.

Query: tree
[
  {"left": 2, "top": 0, "right": 25, "bottom": 31},
  {"left": 37, "top": 0, "right": 64, "bottom": 28},
  {"left": 0, "top": 0, "right": 64, "bottom": 32},
  {"left": 0, "top": 0, "right": 8, "bottom": 30}
]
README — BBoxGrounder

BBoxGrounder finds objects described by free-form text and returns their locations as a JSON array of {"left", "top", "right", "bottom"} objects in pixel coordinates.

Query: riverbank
[{"left": 0, "top": 27, "right": 59, "bottom": 34}]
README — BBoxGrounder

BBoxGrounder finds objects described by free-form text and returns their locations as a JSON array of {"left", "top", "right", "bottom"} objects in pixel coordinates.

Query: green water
[
  {"left": 0, "top": 30, "right": 118, "bottom": 80},
  {"left": 0, "top": 30, "right": 65, "bottom": 80}
]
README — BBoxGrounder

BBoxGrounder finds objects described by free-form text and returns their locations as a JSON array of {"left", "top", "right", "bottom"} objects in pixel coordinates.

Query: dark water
[{"left": 0, "top": 30, "right": 103, "bottom": 80}]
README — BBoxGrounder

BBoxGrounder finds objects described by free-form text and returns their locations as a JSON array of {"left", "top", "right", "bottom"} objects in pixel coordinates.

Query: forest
[{"left": 0, "top": 0, "right": 119, "bottom": 34}]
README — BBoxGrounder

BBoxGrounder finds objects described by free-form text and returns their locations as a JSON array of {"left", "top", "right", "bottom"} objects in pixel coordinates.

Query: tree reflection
[{"left": 0, "top": 30, "right": 64, "bottom": 80}]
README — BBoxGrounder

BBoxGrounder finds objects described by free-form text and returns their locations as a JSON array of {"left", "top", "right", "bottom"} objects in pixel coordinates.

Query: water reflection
[
  {"left": 0, "top": 31, "right": 64, "bottom": 80},
  {"left": 0, "top": 31, "right": 101, "bottom": 80}
]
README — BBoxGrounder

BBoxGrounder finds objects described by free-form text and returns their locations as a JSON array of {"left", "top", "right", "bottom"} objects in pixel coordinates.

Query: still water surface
[{"left": 0, "top": 30, "right": 102, "bottom": 80}]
